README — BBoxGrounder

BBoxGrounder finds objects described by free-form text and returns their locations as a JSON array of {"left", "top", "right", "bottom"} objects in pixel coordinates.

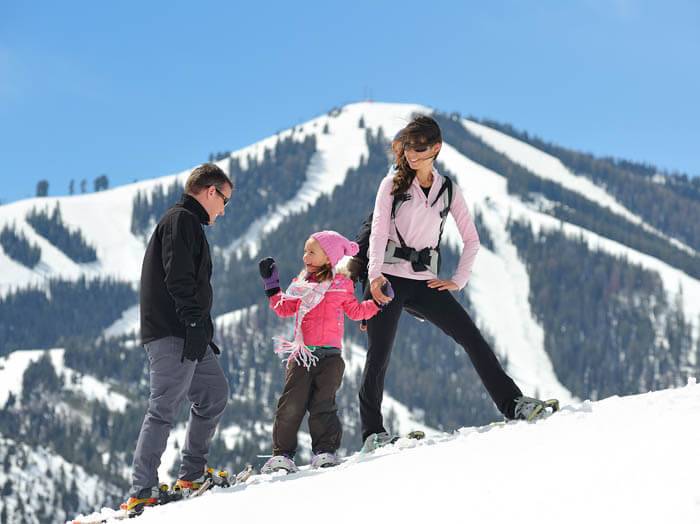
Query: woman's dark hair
[
  {"left": 185, "top": 163, "right": 234, "bottom": 195},
  {"left": 391, "top": 115, "right": 442, "bottom": 195}
]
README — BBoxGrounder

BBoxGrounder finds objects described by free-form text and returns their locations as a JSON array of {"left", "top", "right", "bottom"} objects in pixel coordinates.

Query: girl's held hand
[
  {"left": 370, "top": 276, "right": 392, "bottom": 305},
  {"left": 427, "top": 279, "right": 458, "bottom": 291}
]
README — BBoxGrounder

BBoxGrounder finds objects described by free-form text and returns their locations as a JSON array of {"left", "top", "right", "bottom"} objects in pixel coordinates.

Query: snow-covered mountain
[
  {"left": 72, "top": 380, "right": 700, "bottom": 524},
  {"left": 1, "top": 101, "right": 699, "bottom": 522}
]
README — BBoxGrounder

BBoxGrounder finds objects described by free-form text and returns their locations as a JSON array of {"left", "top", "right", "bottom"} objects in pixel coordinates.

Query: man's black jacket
[{"left": 140, "top": 194, "right": 214, "bottom": 346}]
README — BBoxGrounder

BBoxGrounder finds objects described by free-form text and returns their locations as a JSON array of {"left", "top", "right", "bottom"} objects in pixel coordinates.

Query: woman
[{"left": 359, "top": 115, "right": 556, "bottom": 449}]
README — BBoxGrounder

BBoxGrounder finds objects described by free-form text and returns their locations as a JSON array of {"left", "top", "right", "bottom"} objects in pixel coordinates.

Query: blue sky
[{"left": 1, "top": 1, "right": 698, "bottom": 203}]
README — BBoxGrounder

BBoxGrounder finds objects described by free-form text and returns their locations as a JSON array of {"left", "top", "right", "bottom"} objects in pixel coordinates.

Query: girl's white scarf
[{"left": 273, "top": 276, "right": 333, "bottom": 370}]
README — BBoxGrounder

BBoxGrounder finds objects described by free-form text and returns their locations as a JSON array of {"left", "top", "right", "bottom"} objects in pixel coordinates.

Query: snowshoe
[
  {"left": 173, "top": 467, "right": 230, "bottom": 498},
  {"left": 121, "top": 484, "right": 181, "bottom": 517},
  {"left": 234, "top": 464, "right": 256, "bottom": 483},
  {"left": 513, "top": 397, "right": 560, "bottom": 421},
  {"left": 390, "top": 430, "right": 425, "bottom": 445},
  {"left": 205, "top": 467, "right": 231, "bottom": 489},
  {"left": 361, "top": 430, "right": 425, "bottom": 453},
  {"left": 311, "top": 452, "right": 340, "bottom": 469},
  {"left": 361, "top": 431, "right": 393, "bottom": 453},
  {"left": 261, "top": 454, "right": 299, "bottom": 474}
]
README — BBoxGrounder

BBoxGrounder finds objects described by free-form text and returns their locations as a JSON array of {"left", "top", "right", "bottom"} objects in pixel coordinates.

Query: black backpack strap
[
  {"left": 392, "top": 192, "right": 410, "bottom": 248},
  {"left": 431, "top": 175, "right": 453, "bottom": 217},
  {"left": 435, "top": 175, "right": 453, "bottom": 251}
]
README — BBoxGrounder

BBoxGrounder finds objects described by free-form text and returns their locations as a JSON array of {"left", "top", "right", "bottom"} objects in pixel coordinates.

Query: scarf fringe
[
  {"left": 271, "top": 278, "right": 332, "bottom": 371},
  {"left": 273, "top": 337, "right": 319, "bottom": 370}
]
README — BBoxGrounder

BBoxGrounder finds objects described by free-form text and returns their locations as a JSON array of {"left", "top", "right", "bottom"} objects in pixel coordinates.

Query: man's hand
[{"left": 181, "top": 324, "right": 208, "bottom": 362}]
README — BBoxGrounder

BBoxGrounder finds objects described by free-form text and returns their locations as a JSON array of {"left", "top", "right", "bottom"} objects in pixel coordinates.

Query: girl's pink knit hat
[{"left": 311, "top": 230, "right": 359, "bottom": 267}]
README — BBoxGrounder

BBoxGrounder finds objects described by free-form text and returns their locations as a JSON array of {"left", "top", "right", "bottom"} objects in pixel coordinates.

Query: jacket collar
[
  {"left": 410, "top": 166, "right": 442, "bottom": 201},
  {"left": 178, "top": 194, "right": 210, "bottom": 225}
]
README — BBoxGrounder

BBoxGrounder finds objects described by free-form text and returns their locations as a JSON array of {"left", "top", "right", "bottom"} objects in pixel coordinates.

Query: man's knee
[
  {"left": 146, "top": 397, "right": 178, "bottom": 426},
  {"left": 207, "top": 377, "right": 230, "bottom": 416}
]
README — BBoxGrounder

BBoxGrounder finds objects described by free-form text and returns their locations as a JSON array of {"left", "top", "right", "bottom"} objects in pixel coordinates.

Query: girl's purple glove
[{"left": 259, "top": 257, "right": 280, "bottom": 297}]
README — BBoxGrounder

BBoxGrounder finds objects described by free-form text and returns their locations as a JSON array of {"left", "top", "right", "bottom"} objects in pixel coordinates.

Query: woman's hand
[
  {"left": 370, "top": 276, "right": 392, "bottom": 305},
  {"left": 427, "top": 279, "right": 458, "bottom": 291}
]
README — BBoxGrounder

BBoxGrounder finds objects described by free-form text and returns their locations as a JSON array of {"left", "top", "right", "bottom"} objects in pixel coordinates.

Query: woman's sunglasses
[{"left": 404, "top": 143, "right": 433, "bottom": 153}]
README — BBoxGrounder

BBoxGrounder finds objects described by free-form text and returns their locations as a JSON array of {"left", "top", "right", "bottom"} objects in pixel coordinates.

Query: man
[{"left": 126, "top": 163, "right": 233, "bottom": 514}]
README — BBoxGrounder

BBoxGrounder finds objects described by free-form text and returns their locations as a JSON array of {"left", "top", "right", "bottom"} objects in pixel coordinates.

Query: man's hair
[{"left": 185, "top": 163, "right": 234, "bottom": 195}]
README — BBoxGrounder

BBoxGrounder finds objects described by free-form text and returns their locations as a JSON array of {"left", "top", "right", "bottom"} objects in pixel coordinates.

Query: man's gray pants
[{"left": 130, "top": 336, "right": 229, "bottom": 496}]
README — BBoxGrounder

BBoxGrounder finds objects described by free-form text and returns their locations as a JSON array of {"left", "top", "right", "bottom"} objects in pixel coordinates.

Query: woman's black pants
[{"left": 359, "top": 274, "right": 522, "bottom": 441}]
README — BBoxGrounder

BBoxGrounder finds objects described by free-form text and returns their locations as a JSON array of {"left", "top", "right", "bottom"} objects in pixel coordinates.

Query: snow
[
  {"left": 103, "top": 304, "right": 140, "bottom": 339},
  {"left": 0, "top": 170, "right": 187, "bottom": 296},
  {"left": 0, "top": 434, "right": 117, "bottom": 524},
  {"left": 71, "top": 381, "right": 700, "bottom": 524},
  {"left": 0, "top": 349, "right": 48, "bottom": 406},
  {"left": 462, "top": 118, "right": 698, "bottom": 256},
  {"left": 437, "top": 143, "right": 574, "bottom": 403},
  {"left": 230, "top": 102, "right": 430, "bottom": 256},
  {"left": 343, "top": 341, "right": 436, "bottom": 436},
  {"left": 437, "top": 137, "right": 700, "bottom": 368},
  {"left": 214, "top": 304, "right": 259, "bottom": 331},
  {"left": 0, "top": 348, "right": 128, "bottom": 412},
  {"left": 156, "top": 425, "right": 188, "bottom": 485}
]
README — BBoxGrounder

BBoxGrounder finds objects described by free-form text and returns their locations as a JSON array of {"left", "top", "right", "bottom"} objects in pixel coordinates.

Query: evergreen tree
[
  {"left": 36, "top": 180, "right": 49, "bottom": 197},
  {"left": 25, "top": 205, "right": 97, "bottom": 263},
  {"left": 433, "top": 112, "right": 700, "bottom": 279},
  {"left": 0, "top": 225, "right": 42, "bottom": 268},
  {"left": 473, "top": 116, "right": 700, "bottom": 250},
  {"left": 0, "top": 277, "right": 136, "bottom": 356},
  {"left": 94, "top": 175, "right": 109, "bottom": 192}
]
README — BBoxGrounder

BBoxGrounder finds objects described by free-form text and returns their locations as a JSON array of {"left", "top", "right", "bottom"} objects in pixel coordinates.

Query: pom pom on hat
[{"left": 311, "top": 230, "right": 359, "bottom": 267}]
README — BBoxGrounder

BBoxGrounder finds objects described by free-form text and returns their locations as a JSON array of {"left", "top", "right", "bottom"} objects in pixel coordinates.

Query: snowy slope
[
  {"left": 72, "top": 381, "right": 700, "bottom": 524},
  {"left": 230, "top": 102, "right": 429, "bottom": 256},
  {"left": 343, "top": 341, "right": 436, "bottom": 436},
  {"left": 437, "top": 143, "right": 573, "bottom": 401},
  {"left": 436, "top": 138, "right": 700, "bottom": 390},
  {"left": 0, "top": 434, "right": 121, "bottom": 524},
  {"left": 0, "top": 158, "right": 231, "bottom": 297},
  {"left": 458, "top": 117, "right": 700, "bottom": 325},
  {"left": 0, "top": 348, "right": 128, "bottom": 411},
  {"left": 463, "top": 118, "right": 698, "bottom": 255},
  {"left": 5, "top": 100, "right": 700, "bottom": 438}
]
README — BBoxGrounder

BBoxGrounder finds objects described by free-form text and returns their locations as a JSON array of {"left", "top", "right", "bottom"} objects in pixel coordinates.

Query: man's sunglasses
[{"left": 213, "top": 186, "right": 230, "bottom": 207}]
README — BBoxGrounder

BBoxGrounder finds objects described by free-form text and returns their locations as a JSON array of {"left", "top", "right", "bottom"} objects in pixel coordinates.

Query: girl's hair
[
  {"left": 298, "top": 263, "right": 334, "bottom": 282},
  {"left": 391, "top": 115, "right": 442, "bottom": 195}
]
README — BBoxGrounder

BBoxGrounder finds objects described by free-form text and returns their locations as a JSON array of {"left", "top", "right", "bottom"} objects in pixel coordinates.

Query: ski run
[{"left": 71, "top": 380, "right": 700, "bottom": 524}]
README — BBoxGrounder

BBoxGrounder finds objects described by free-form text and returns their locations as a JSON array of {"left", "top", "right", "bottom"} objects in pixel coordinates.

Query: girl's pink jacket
[
  {"left": 269, "top": 274, "right": 380, "bottom": 348},
  {"left": 368, "top": 167, "right": 480, "bottom": 290}
]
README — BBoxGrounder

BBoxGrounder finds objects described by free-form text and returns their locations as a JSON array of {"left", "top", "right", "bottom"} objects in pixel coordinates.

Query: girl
[
  {"left": 359, "top": 115, "right": 557, "bottom": 450},
  {"left": 258, "top": 230, "right": 386, "bottom": 472}
]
